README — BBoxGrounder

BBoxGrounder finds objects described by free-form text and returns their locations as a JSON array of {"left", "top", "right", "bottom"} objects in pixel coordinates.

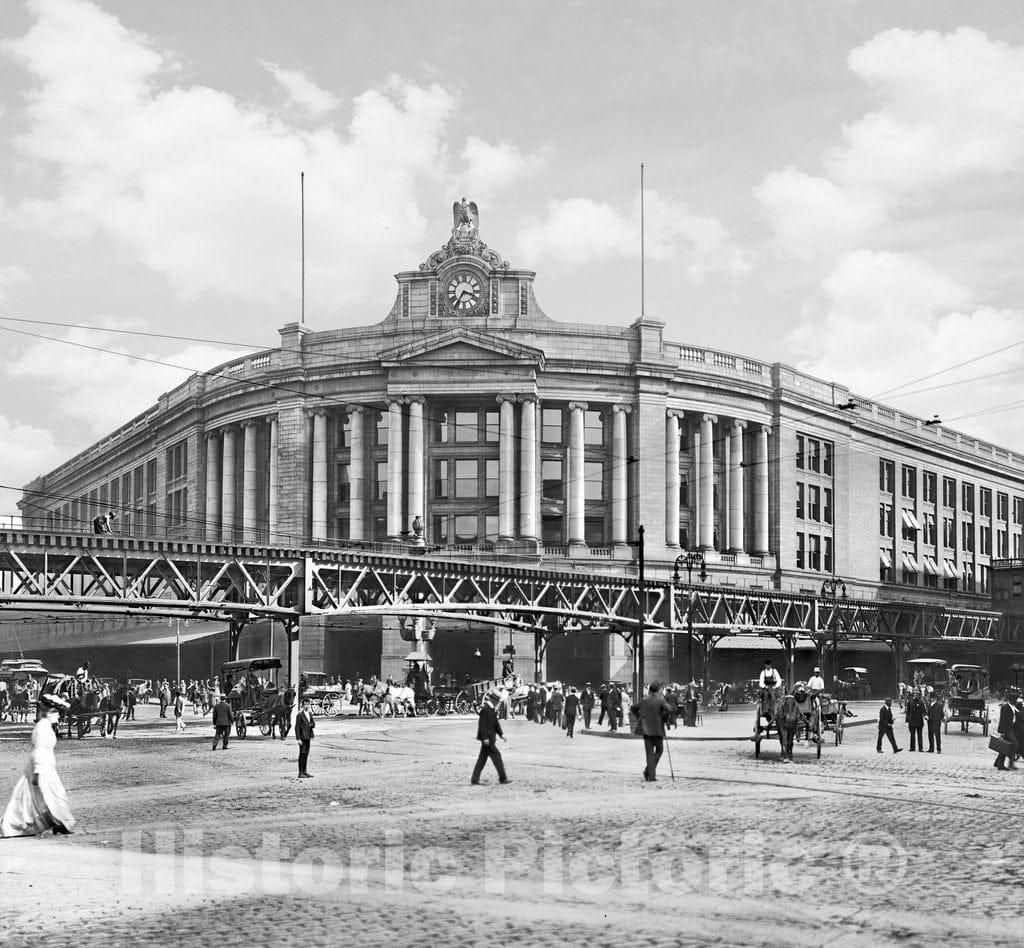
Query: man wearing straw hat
[{"left": 471, "top": 690, "right": 510, "bottom": 785}]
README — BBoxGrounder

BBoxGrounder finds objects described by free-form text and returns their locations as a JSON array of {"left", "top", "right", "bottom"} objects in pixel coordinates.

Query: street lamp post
[
  {"left": 635, "top": 526, "right": 645, "bottom": 703},
  {"left": 821, "top": 577, "right": 847, "bottom": 692},
  {"left": 674, "top": 552, "right": 707, "bottom": 682}
]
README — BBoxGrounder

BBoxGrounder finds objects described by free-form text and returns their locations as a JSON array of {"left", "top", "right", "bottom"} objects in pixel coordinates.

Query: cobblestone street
[{"left": 2, "top": 702, "right": 1023, "bottom": 947}]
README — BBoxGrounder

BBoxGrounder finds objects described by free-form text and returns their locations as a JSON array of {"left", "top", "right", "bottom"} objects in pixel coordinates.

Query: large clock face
[{"left": 446, "top": 271, "right": 483, "bottom": 313}]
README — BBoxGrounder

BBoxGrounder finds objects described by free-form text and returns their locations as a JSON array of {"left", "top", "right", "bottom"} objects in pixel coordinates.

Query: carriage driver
[
  {"left": 807, "top": 667, "right": 826, "bottom": 698},
  {"left": 758, "top": 660, "right": 782, "bottom": 692}
]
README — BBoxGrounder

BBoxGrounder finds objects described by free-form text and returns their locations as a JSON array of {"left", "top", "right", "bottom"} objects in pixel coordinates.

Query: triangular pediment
[{"left": 378, "top": 328, "right": 545, "bottom": 368}]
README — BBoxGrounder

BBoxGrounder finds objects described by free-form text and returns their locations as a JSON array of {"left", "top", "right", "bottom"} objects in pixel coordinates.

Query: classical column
[
  {"left": 665, "top": 410, "right": 683, "bottom": 548},
  {"left": 347, "top": 405, "right": 366, "bottom": 542},
  {"left": 612, "top": 404, "right": 631, "bottom": 549},
  {"left": 406, "top": 398, "right": 424, "bottom": 536},
  {"left": 242, "top": 420, "right": 258, "bottom": 542},
  {"left": 699, "top": 414, "right": 717, "bottom": 551},
  {"left": 729, "top": 421, "right": 746, "bottom": 553},
  {"left": 311, "top": 411, "right": 328, "bottom": 542},
  {"left": 387, "top": 398, "right": 404, "bottom": 538},
  {"left": 568, "top": 402, "right": 587, "bottom": 547},
  {"left": 754, "top": 424, "right": 770, "bottom": 556},
  {"left": 220, "top": 426, "right": 236, "bottom": 543},
  {"left": 267, "top": 415, "right": 278, "bottom": 544},
  {"left": 498, "top": 394, "right": 516, "bottom": 540},
  {"left": 519, "top": 396, "right": 538, "bottom": 542},
  {"left": 205, "top": 431, "right": 221, "bottom": 542}
]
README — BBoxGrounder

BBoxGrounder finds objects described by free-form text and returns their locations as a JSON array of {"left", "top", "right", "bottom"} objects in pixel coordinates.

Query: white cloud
[
  {"left": 758, "top": 28, "right": 1024, "bottom": 260},
  {"left": 516, "top": 191, "right": 749, "bottom": 282},
  {"left": 786, "top": 250, "right": 1024, "bottom": 446},
  {"left": 3, "top": 323, "right": 239, "bottom": 437},
  {"left": 459, "top": 137, "right": 547, "bottom": 201},
  {"left": 0, "top": 414, "right": 62, "bottom": 491},
  {"left": 261, "top": 60, "right": 339, "bottom": 118},
  {"left": 2, "top": 0, "right": 461, "bottom": 307},
  {"left": 0, "top": 266, "right": 33, "bottom": 303}
]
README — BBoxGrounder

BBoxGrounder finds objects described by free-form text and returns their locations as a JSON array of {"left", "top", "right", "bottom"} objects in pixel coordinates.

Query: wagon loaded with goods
[
  {"left": 221, "top": 657, "right": 293, "bottom": 739},
  {"left": 300, "top": 671, "right": 346, "bottom": 717}
]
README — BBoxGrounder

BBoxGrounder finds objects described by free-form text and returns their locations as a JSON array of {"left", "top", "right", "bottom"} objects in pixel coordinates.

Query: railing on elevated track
[{"left": 0, "top": 530, "right": 1016, "bottom": 643}]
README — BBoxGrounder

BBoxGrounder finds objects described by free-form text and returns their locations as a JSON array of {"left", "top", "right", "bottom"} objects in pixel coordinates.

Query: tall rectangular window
[
  {"left": 485, "top": 459, "right": 499, "bottom": 497},
  {"left": 485, "top": 411, "right": 499, "bottom": 443},
  {"left": 376, "top": 413, "right": 388, "bottom": 447},
  {"left": 796, "top": 435, "right": 805, "bottom": 469},
  {"left": 980, "top": 488, "right": 992, "bottom": 518},
  {"left": 901, "top": 465, "right": 916, "bottom": 499},
  {"left": 943, "top": 477, "right": 956, "bottom": 508},
  {"left": 542, "top": 408, "right": 562, "bottom": 444},
  {"left": 997, "top": 529, "right": 1008, "bottom": 558},
  {"left": 584, "top": 410, "right": 603, "bottom": 446},
  {"left": 455, "top": 459, "right": 478, "bottom": 498},
  {"left": 923, "top": 512, "right": 936, "bottom": 546},
  {"left": 823, "top": 488, "right": 833, "bottom": 525},
  {"left": 943, "top": 517, "right": 956, "bottom": 549},
  {"left": 807, "top": 485, "right": 820, "bottom": 522},
  {"left": 542, "top": 459, "right": 563, "bottom": 501},
  {"left": 823, "top": 442, "right": 833, "bottom": 476},
  {"left": 796, "top": 483, "right": 804, "bottom": 519},
  {"left": 824, "top": 537, "right": 833, "bottom": 574},
  {"left": 434, "top": 411, "right": 449, "bottom": 443},
  {"left": 434, "top": 460, "right": 449, "bottom": 499},
  {"left": 584, "top": 461, "right": 604, "bottom": 501},
  {"left": 454, "top": 515, "right": 477, "bottom": 544},
  {"left": 455, "top": 411, "right": 478, "bottom": 442},
  {"left": 962, "top": 482, "right": 974, "bottom": 513},
  {"left": 808, "top": 534, "right": 821, "bottom": 571},
  {"left": 879, "top": 460, "right": 895, "bottom": 493},
  {"left": 980, "top": 525, "right": 992, "bottom": 556},
  {"left": 806, "top": 439, "right": 820, "bottom": 473},
  {"left": 1014, "top": 497, "right": 1024, "bottom": 525},
  {"left": 997, "top": 492, "right": 1009, "bottom": 521},
  {"left": 337, "top": 464, "right": 350, "bottom": 503},
  {"left": 375, "top": 461, "right": 388, "bottom": 501},
  {"left": 962, "top": 522, "right": 974, "bottom": 552},
  {"left": 796, "top": 532, "right": 805, "bottom": 569},
  {"left": 923, "top": 472, "right": 936, "bottom": 504},
  {"left": 879, "top": 503, "right": 894, "bottom": 537}
]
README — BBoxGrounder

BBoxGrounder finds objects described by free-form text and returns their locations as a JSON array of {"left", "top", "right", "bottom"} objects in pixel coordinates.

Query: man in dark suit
[
  {"left": 598, "top": 686, "right": 609, "bottom": 727},
  {"left": 471, "top": 692, "right": 509, "bottom": 785},
  {"left": 926, "top": 693, "right": 944, "bottom": 753},
  {"left": 211, "top": 694, "right": 233, "bottom": 750},
  {"left": 638, "top": 683, "right": 672, "bottom": 781},
  {"left": 580, "top": 684, "right": 595, "bottom": 729},
  {"left": 993, "top": 695, "right": 1018, "bottom": 770},
  {"left": 564, "top": 687, "right": 581, "bottom": 738},
  {"left": 608, "top": 685, "right": 621, "bottom": 732},
  {"left": 876, "top": 698, "right": 903, "bottom": 753},
  {"left": 905, "top": 690, "right": 926, "bottom": 751},
  {"left": 295, "top": 698, "right": 315, "bottom": 777}
]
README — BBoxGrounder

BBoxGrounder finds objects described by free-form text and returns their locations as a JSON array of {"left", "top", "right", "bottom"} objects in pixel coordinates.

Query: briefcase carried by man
[{"left": 988, "top": 734, "right": 1014, "bottom": 756}]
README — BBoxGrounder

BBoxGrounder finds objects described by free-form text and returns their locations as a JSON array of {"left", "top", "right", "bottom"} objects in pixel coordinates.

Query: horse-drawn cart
[
  {"left": 300, "top": 671, "right": 345, "bottom": 717},
  {"left": 221, "top": 657, "right": 293, "bottom": 739},
  {"left": 753, "top": 684, "right": 825, "bottom": 760},
  {"left": 944, "top": 664, "right": 990, "bottom": 735}
]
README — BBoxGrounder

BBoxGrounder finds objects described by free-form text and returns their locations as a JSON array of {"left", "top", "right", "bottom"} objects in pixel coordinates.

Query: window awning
[
  {"left": 902, "top": 552, "right": 919, "bottom": 572},
  {"left": 922, "top": 556, "right": 939, "bottom": 576},
  {"left": 961, "top": 562, "right": 973, "bottom": 579},
  {"left": 901, "top": 510, "right": 921, "bottom": 531},
  {"left": 879, "top": 549, "right": 892, "bottom": 569},
  {"left": 942, "top": 560, "right": 958, "bottom": 579}
]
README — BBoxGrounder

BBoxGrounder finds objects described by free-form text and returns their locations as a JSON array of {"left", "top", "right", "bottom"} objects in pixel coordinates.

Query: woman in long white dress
[{"left": 1, "top": 706, "right": 75, "bottom": 837}]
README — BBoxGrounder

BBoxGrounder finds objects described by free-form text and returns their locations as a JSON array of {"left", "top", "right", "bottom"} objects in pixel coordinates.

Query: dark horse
[
  {"left": 774, "top": 694, "right": 802, "bottom": 761},
  {"left": 65, "top": 684, "right": 129, "bottom": 738},
  {"left": 100, "top": 684, "right": 129, "bottom": 738}
]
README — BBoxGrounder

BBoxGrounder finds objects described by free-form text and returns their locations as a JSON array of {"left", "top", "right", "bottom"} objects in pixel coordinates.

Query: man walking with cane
[{"left": 638, "top": 682, "right": 672, "bottom": 782}]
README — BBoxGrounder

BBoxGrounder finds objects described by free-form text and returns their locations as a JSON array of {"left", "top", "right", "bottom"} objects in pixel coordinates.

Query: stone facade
[{"left": 19, "top": 204, "right": 1024, "bottom": 684}]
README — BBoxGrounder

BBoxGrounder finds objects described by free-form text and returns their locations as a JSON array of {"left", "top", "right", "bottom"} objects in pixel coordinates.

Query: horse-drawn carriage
[
  {"left": 753, "top": 682, "right": 832, "bottom": 760},
  {"left": 834, "top": 667, "right": 871, "bottom": 701},
  {"left": 221, "top": 657, "right": 293, "bottom": 739},
  {"left": 0, "top": 658, "right": 49, "bottom": 722},
  {"left": 944, "top": 663, "right": 990, "bottom": 735}
]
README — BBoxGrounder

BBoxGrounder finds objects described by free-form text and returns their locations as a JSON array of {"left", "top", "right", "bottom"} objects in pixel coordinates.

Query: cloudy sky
[{"left": 3, "top": 0, "right": 1024, "bottom": 505}]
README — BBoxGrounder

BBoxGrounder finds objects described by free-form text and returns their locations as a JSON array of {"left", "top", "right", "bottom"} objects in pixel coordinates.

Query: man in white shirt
[
  {"left": 807, "top": 667, "right": 826, "bottom": 696},
  {"left": 758, "top": 660, "right": 782, "bottom": 691}
]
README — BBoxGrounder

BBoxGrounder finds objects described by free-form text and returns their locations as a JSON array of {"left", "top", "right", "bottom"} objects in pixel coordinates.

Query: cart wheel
[
  {"left": 456, "top": 691, "right": 472, "bottom": 713},
  {"left": 259, "top": 720, "right": 271, "bottom": 736}
]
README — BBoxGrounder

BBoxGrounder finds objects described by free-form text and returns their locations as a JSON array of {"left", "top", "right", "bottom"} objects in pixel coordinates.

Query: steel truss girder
[{"left": 0, "top": 532, "right": 1012, "bottom": 643}]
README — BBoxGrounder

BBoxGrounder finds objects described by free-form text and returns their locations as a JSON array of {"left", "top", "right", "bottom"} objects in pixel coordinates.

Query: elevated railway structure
[{"left": 1, "top": 531, "right": 1020, "bottom": 689}]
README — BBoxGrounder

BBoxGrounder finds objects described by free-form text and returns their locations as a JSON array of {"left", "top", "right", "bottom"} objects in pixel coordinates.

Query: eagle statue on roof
[{"left": 452, "top": 197, "right": 479, "bottom": 237}]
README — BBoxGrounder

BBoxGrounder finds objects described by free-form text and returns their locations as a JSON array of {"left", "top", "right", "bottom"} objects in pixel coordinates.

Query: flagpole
[
  {"left": 300, "top": 171, "right": 305, "bottom": 325},
  {"left": 640, "top": 162, "right": 645, "bottom": 318}
]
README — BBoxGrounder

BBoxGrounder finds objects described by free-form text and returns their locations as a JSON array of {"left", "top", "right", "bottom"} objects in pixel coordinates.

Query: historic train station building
[{"left": 18, "top": 202, "right": 1024, "bottom": 686}]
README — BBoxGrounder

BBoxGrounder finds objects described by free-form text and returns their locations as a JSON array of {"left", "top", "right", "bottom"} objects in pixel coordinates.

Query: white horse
[{"left": 367, "top": 682, "right": 417, "bottom": 717}]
